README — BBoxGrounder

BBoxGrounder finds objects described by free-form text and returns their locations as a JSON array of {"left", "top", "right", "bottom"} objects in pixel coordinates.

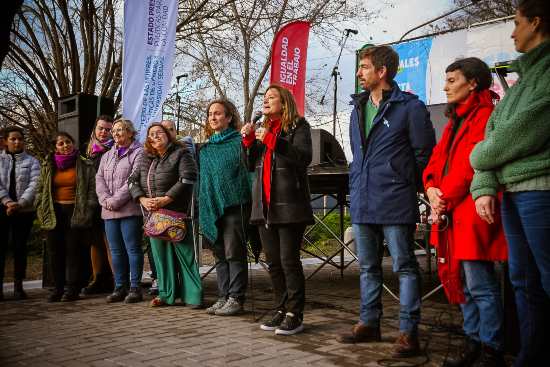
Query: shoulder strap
[{"left": 146, "top": 160, "right": 154, "bottom": 198}]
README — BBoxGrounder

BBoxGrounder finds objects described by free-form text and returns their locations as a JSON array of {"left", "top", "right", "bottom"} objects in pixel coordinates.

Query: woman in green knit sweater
[
  {"left": 470, "top": 1, "right": 550, "bottom": 365},
  {"left": 199, "top": 99, "right": 252, "bottom": 316}
]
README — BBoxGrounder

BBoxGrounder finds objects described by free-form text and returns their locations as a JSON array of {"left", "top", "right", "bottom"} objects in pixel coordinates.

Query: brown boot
[
  {"left": 337, "top": 322, "right": 381, "bottom": 344},
  {"left": 392, "top": 332, "right": 420, "bottom": 358}
]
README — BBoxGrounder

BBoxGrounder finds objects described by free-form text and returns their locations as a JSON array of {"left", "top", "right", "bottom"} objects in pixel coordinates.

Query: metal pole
[
  {"left": 175, "top": 73, "right": 188, "bottom": 135},
  {"left": 175, "top": 78, "right": 181, "bottom": 135},
  {"left": 332, "top": 67, "right": 338, "bottom": 137}
]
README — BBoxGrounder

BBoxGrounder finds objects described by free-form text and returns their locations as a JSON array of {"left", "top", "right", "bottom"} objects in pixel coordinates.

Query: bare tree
[
  {"left": 0, "top": 0, "right": 123, "bottom": 155},
  {"left": 444, "top": 0, "right": 515, "bottom": 29},
  {"left": 174, "top": 0, "right": 373, "bottom": 132},
  {"left": 0, "top": 0, "right": 23, "bottom": 69}
]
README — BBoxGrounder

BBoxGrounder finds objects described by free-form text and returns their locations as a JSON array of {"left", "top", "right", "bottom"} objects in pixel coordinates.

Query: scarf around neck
[
  {"left": 199, "top": 127, "right": 252, "bottom": 244},
  {"left": 54, "top": 149, "right": 78, "bottom": 170},
  {"left": 91, "top": 139, "right": 114, "bottom": 156}
]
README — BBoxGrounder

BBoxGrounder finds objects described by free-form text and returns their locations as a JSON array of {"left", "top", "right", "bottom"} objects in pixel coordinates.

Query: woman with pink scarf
[
  {"left": 36, "top": 132, "right": 97, "bottom": 302},
  {"left": 82, "top": 115, "right": 116, "bottom": 295}
]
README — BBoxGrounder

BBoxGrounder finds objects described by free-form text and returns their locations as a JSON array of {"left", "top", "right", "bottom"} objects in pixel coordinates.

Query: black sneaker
[
  {"left": 260, "top": 310, "right": 286, "bottom": 331},
  {"left": 275, "top": 312, "right": 304, "bottom": 335},
  {"left": 106, "top": 287, "right": 127, "bottom": 303},
  {"left": 124, "top": 287, "right": 143, "bottom": 303},
  {"left": 47, "top": 290, "right": 64, "bottom": 303},
  {"left": 60, "top": 291, "right": 80, "bottom": 302}
]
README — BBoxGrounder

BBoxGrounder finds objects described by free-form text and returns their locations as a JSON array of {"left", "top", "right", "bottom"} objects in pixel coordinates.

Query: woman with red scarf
[
  {"left": 423, "top": 58, "right": 507, "bottom": 367},
  {"left": 241, "top": 84, "right": 313, "bottom": 336}
]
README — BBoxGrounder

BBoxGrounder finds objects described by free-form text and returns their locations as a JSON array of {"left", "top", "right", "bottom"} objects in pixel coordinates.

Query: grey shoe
[
  {"left": 106, "top": 287, "right": 128, "bottom": 303},
  {"left": 124, "top": 287, "right": 143, "bottom": 304},
  {"left": 206, "top": 298, "right": 226, "bottom": 315},
  {"left": 214, "top": 297, "right": 243, "bottom": 316}
]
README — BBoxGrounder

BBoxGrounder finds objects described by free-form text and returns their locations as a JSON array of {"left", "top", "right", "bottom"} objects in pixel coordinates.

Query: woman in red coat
[{"left": 423, "top": 58, "right": 507, "bottom": 367}]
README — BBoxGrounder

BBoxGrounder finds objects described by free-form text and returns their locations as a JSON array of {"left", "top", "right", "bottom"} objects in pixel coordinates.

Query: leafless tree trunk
[
  {"left": 175, "top": 0, "right": 372, "bottom": 130},
  {"left": 0, "top": 0, "right": 123, "bottom": 155}
]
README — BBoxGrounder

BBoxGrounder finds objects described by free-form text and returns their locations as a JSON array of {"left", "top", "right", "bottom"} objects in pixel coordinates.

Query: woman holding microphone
[{"left": 241, "top": 84, "right": 313, "bottom": 336}]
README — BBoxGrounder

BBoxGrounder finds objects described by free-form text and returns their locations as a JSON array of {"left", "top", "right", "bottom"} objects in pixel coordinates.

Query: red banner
[{"left": 269, "top": 21, "right": 310, "bottom": 116}]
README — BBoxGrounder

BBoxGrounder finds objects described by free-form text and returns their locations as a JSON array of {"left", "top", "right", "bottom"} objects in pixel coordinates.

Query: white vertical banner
[{"left": 123, "top": 0, "right": 177, "bottom": 142}]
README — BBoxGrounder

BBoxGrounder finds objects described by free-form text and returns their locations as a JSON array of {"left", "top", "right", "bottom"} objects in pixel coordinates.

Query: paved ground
[{"left": 0, "top": 256, "right": 486, "bottom": 367}]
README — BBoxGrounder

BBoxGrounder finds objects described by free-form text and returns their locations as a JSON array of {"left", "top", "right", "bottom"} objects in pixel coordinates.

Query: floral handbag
[
  {"left": 142, "top": 162, "right": 187, "bottom": 242},
  {"left": 143, "top": 208, "right": 187, "bottom": 242}
]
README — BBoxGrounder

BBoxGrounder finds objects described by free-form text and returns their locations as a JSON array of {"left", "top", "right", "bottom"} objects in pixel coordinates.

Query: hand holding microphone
[{"left": 241, "top": 111, "right": 263, "bottom": 138}]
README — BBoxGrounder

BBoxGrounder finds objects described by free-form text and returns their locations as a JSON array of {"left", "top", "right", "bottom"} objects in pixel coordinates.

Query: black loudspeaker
[
  {"left": 310, "top": 129, "right": 347, "bottom": 167},
  {"left": 57, "top": 93, "right": 114, "bottom": 148}
]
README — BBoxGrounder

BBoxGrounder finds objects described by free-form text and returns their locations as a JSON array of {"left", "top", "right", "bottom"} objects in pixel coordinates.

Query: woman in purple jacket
[{"left": 96, "top": 119, "right": 144, "bottom": 304}]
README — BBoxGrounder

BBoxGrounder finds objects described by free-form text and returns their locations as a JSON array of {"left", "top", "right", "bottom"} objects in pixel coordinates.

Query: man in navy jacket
[{"left": 338, "top": 46, "right": 435, "bottom": 357}]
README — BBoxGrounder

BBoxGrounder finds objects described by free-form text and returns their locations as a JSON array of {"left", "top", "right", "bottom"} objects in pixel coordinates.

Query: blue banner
[{"left": 392, "top": 38, "right": 433, "bottom": 103}]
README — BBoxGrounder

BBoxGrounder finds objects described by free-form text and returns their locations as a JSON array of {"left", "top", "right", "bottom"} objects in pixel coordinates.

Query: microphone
[
  {"left": 252, "top": 111, "right": 263, "bottom": 127},
  {"left": 242, "top": 111, "right": 263, "bottom": 137},
  {"left": 345, "top": 29, "right": 358, "bottom": 35}
]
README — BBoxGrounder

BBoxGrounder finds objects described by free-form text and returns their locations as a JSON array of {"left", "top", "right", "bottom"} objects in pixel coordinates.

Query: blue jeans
[
  {"left": 460, "top": 260, "right": 503, "bottom": 350},
  {"left": 501, "top": 191, "right": 550, "bottom": 366},
  {"left": 105, "top": 216, "right": 144, "bottom": 289},
  {"left": 353, "top": 224, "right": 421, "bottom": 334}
]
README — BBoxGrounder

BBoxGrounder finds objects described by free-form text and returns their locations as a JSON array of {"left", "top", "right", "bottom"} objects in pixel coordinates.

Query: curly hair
[
  {"left": 143, "top": 123, "right": 178, "bottom": 156},
  {"left": 203, "top": 99, "right": 242, "bottom": 139}
]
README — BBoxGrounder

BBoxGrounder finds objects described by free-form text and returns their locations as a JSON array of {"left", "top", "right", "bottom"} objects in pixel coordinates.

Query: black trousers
[
  {"left": 0, "top": 206, "right": 34, "bottom": 283},
  {"left": 45, "top": 204, "right": 84, "bottom": 294},
  {"left": 259, "top": 223, "right": 306, "bottom": 316},
  {"left": 212, "top": 205, "right": 250, "bottom": 302}
]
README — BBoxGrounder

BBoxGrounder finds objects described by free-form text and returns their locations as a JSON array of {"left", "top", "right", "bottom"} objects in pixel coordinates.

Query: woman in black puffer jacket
[
  {"left": 128, "top": 123, "right": 201, "bottom": 307},
  {"left": 241, "top": 84, "right": 313, "bottom": 336}
]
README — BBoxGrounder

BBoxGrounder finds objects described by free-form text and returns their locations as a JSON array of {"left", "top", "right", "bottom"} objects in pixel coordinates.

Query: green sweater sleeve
[
  {"left": 470, "top": 169, "right": 500, "bottom": 200},
  {"left": 470, "top": 94, "right": 550, "bottom": 171}
]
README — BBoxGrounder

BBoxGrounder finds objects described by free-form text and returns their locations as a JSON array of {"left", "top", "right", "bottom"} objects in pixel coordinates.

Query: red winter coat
[{"left": 423, "top": 89, "right": 507, "bottom": 304}]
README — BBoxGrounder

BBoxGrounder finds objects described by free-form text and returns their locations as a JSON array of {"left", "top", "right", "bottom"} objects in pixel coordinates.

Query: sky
[{"left": 306, "top": 0, "right": 454, "bottom": 158}]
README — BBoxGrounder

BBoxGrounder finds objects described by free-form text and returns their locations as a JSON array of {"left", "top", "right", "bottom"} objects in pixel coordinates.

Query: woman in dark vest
[
  {"left": 200, "top": 99, "right": 252, "bottom": 316},
  {"left": 241, "top": 84, "right": 313, "bottom": 335}
]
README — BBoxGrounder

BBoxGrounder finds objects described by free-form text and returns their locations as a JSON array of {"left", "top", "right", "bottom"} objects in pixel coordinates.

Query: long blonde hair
[{"left": 264, "top": 84, "right": 301, "bottom": 132}]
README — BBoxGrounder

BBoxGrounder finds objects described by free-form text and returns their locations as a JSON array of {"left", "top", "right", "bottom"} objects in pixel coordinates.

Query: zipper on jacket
[{"left": 71, "top": 159, "right": 79, "bottom": 224}]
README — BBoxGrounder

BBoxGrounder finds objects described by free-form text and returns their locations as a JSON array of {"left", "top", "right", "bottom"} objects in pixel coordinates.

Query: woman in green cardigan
[
  {"left": 199, "top": 99, "right": 252, "bottom": 316},
  {"left": 470, "top": 1, "right": 550, "bottom": 365}
]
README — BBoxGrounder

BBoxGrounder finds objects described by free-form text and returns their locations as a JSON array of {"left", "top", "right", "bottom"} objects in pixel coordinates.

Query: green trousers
[{"left": 149, "top": 232, "right": 202, "bottom": 305}]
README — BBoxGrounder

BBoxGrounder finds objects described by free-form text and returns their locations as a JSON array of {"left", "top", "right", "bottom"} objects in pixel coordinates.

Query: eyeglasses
[
  {"left": 148, "top": 132, "right": 166, "bottom": 138},
  {"left": 97, "top": 126, "right": 111, "bottom": 132}
]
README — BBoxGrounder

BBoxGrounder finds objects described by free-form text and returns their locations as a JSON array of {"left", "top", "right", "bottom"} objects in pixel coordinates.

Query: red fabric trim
[
  {"left": 242, "top": 131, "right": 255, "bottom": 148},
  {"left": 262, "top": 120, "right": 281, "bottom": 206}
]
